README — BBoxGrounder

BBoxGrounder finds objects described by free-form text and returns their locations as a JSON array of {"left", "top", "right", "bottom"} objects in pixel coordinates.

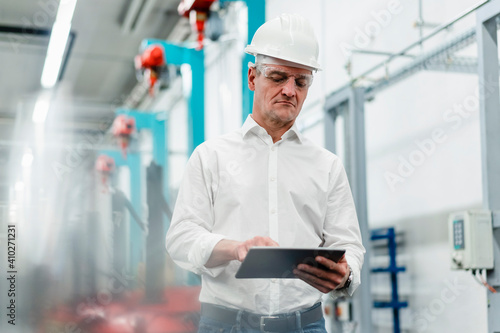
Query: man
[{"left": 166, "top": 13, "right": 365, "bottom": 333}]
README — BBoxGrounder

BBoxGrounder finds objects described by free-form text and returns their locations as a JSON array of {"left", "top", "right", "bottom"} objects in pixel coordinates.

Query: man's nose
[{"left": 281, "top": 77, "right": 296, "bottom": 97}]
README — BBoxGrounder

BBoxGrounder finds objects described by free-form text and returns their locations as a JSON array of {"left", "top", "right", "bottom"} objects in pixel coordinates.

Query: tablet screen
[{"left": 235, "top": 247, "right": 346, "bottom": 279}]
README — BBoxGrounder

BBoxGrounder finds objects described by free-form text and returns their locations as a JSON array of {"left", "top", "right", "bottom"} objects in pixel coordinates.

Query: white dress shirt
[{"left": 166, "top": 115, "right": 365, "bottom": 314}]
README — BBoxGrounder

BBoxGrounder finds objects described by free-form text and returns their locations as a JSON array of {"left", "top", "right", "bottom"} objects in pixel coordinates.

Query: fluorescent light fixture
[
  {"left": 32, "top": 97, "right": 50, "bottom": 123},
  {"left": 22, "top": 150, "right": 34, "bottom": 168},
  {"left": 55, "top": 0, "right": 78, "bottom": 23},
  {"left": 40, "top": 0, "right": 78, "bottom": 88}
]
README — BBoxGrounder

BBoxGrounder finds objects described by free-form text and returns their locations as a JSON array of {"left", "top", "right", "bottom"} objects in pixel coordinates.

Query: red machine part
[
  {"left": 178, "top": 0, "right": 216, "bottom": 50},
  {"left": 95, "top": 155, "right": 115, "bottom": 190},
  {"left": 134, "top": 45, "right": 166, "bottom": 95},
  {"left": 191, "top": 11, "right": 207, "bottom": 50},
  {"left": 112, "top": 115, "right": 135, "bottom": 137},
  {"left": 135, "top": 45, "right": 165, "bottom": 69},
  {"left": 95, "top": 155, "right": 115, "bottom": 174},
  {"left": 112, "top": 115, "right": 136, "bottom": 158},
  {"left": 178, "top": 0, "right": 215, "bottom": 17}
]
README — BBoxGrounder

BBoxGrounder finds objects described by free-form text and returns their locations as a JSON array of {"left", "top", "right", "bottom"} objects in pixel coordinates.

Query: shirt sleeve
[
  {"left": 165, "top": 146, "right": 227, "bottom": 277},
  {"left": 323, "top": 157, "right": 366, "bottom": 298}
]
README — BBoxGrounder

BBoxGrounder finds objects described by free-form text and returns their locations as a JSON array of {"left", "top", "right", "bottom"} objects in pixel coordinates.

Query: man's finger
[
  {"left": 254, "top": 237, "right": 279, "bottom": 247},
  {"left": 249, "top": 236, "right": 279, "bottom": 247},
  {"left": 294, "top": 268, "right": 336, "bottom": 289},
  {"left": 296, "top": 263, "right": 345, "bottom": 287},
  {"left": 315, "top": 255, "right": 346, "bottom": 271},
  {"left": 314, "top": 257, "right": 348, "bottom": 280},
  {"left": 236, "top": 236, "right": 279, "bottom": 261},
  {"left": 293, "top": 269, "right": 333, "bottom": 293}
]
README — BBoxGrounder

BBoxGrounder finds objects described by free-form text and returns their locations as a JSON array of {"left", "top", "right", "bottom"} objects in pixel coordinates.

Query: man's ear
[{"left": 248, "top": 67, "right": 256, "bottom": 91}]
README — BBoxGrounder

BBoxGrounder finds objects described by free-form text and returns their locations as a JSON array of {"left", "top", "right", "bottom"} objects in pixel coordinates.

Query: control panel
[{"left": 449, "top": 210, "right": 494, "bottom": 270}]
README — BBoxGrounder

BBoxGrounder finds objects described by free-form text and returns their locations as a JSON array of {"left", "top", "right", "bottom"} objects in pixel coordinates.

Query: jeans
[{"left": 197, "top": 309, "right": 327, "bottom": 333}]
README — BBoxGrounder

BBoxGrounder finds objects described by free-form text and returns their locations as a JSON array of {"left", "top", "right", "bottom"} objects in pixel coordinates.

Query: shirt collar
[{"left": 241, "top": 115, "right": 304, "bottom": 144}]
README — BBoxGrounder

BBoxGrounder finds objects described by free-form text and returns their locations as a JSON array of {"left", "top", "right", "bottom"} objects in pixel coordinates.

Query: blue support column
[
  {"left": 126, "top": 153, "right": 142, "bottom": 275},
  {"left": 138, "top": 41, "right": 206, "bottom": 286},
  {"left": 220, "top": 0, "right": 266, "bottom": 122},
  {"left": 187, "top": 47, "right": 205, "bottom": 154},
  {"left": 152, "top": 116, "right": 168, "bottom": 197},
  {"left": 100, "top": 151, "right": 142, "bottom": 280},
  {"left": 140, "top": 40, "right": 205, "bottom": 155},
  {"left": 116, "top": 109, "right": 168, "bottom": 203},
  {"left": 243, "top": 0, "right": 265, "bottom": 121},
  {"left": 105, "top": 110, "right": 168, "bottom": 282}
]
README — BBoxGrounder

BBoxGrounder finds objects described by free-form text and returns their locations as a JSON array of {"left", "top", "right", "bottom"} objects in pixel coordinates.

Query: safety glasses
[{"left": 255, "top": 64, "right": 314, "bottom": 89}]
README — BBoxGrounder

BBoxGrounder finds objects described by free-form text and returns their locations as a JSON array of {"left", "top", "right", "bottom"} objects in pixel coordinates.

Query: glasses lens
[
  {"left": 259, "top": 65, "right": 312, "bottom": 88},
  {"left": 294, "top": 75, "right": 312, "bottom": 88}
]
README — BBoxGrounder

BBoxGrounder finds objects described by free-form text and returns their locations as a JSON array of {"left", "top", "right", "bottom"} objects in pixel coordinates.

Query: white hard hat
[{"left": 245, "top": 13, "right": 321, "bottom": 71}]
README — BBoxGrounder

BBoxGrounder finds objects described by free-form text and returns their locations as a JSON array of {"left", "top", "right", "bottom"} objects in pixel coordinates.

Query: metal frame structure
[
  {"left": 476, "top": 1, "right": 500, "bottom": 331},
  {"left": 346, "top": 1, "right": 490, "bottom": 93},
  {"left": 371, "top": 228, "right": 408, "bottom": 333},
  {"left": 324, "top": 87, "right": 373, "bottom": 333},
  {"left": 364, "top": 27, "right": 477, "bottom": 99}
]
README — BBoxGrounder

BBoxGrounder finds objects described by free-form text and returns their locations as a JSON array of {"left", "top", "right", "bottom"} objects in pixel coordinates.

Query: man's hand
[
  {"left": 292, "top": 255, "right": 349, "bottom": 293},
  {"left": 205, "top": 236, "right": 279, "bottom": 268},
  {"left": 234, "top": 236, "right": 279, "bottom": 261}
]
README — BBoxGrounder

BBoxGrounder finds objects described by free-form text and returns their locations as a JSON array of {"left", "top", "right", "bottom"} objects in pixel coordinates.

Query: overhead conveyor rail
[
  {"left": 365, "top": 27, "right": 478, "bottom": 99},
  {"left": 327, "top": 0, "right": 494, "bottom": 101}
]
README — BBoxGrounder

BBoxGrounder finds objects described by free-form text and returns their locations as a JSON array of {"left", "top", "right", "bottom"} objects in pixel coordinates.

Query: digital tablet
[{"left": 235, "top": 247, "right": 346, "bottom": 279}]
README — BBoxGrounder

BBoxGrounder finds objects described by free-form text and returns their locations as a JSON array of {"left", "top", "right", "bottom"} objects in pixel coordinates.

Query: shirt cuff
[{"left": 187, "top": 233, "right": 227, "bottom": 277}]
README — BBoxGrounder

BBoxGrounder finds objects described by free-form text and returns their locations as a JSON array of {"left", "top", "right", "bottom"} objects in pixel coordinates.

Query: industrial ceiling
[{"left": 0, "top": 0, "right": 193, "bottom": 200}]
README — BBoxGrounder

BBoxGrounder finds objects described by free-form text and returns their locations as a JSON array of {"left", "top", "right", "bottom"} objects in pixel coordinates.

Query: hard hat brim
[{"left": 244, "top": 46, "right": 322, "bottom": 72}]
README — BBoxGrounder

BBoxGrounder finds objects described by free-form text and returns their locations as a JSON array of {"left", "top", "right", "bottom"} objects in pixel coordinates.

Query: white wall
[{"left": 159, "top": 0, "right": 490, "bottom": 332}]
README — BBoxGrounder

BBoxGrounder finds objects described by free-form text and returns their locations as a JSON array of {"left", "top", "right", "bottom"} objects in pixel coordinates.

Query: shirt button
[
  {"left": 271, "top": 147, "right": 276, "bottom": 151},
  {"left": 270, "top": 209, "right": 276, "bottom": 214},
  {"left": 270, "top": 177, "right": 276, "bottom": 182},
  {"left": 271, "top": 278, "right": 277, "bottom": 283}
]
